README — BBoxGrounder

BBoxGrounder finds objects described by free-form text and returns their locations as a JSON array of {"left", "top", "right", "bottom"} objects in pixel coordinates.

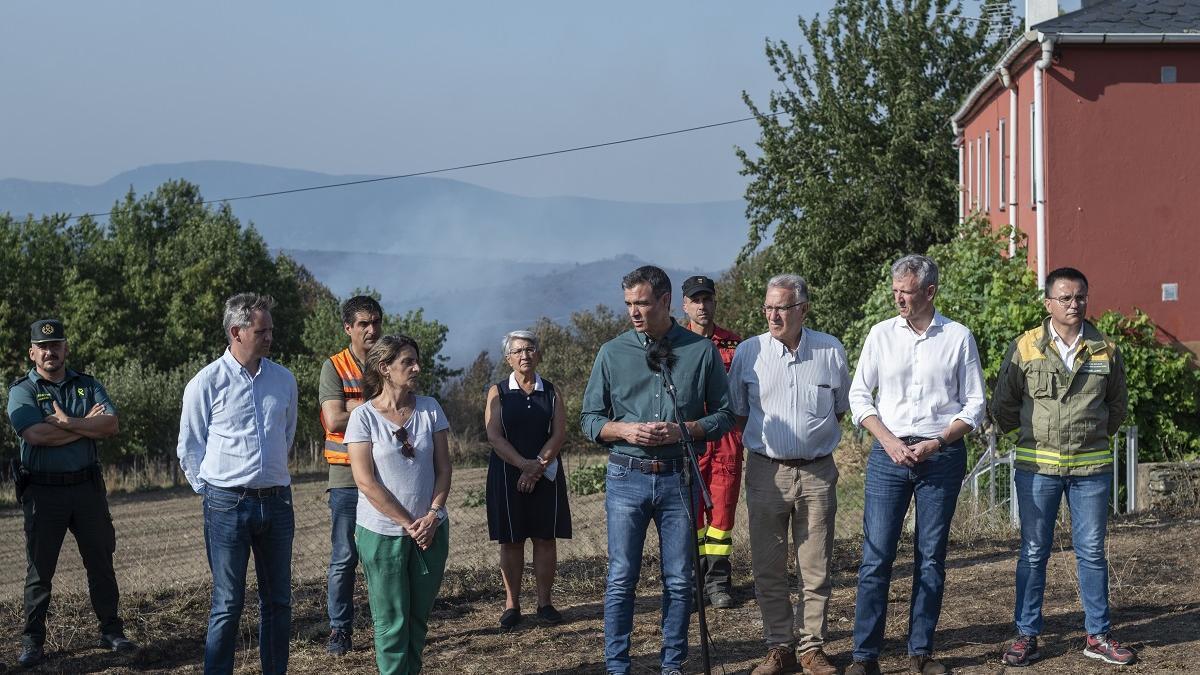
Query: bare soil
[{"left": 1, "top": 512, "right": 1195, "bottom": 673}]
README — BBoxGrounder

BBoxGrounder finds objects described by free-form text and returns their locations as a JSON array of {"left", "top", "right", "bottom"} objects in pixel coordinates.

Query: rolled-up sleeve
[
  {"left": 177, "top": 372, "right": 211, "bottom": 493},
  {"left": 580, "top": 347, "right": 612, "bottom": 444},
  {"left": 849, "top": 328, "right": 880, "bottom": 426},
  {"left": 696, "top": 344, "right": 734, "bottom": 439},
  {"left": 954, "top": 332, "right": 987, "bottom": 430}
]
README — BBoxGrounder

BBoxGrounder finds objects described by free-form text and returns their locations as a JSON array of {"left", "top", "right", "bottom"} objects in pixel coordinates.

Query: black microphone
[{"left": 645, "top": 336, "right": 676, "bottom": 374}]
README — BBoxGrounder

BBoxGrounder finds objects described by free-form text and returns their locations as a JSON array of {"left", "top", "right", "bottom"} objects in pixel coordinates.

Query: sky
[{"left": 1, "top": 1, "right": 1076, "bottom": 204}]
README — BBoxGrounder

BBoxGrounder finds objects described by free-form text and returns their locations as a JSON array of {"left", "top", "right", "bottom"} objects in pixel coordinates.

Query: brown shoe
[
  {"left": 751, "top": 645, "right": 799, "bottom": 675},
  {"left": 909, "top": 654, "right": 947, "bottom": 674},
  {"left": 846, "top": 661, "right": 881, "bottom": 675},
  {"left": 799, "top": 647, "right": 838, "bottom": 675}
]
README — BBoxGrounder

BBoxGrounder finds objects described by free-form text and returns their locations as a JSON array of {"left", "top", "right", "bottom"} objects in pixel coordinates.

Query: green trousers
[{"left": 356, "top": 522, "right": 449, "bottom": 675}]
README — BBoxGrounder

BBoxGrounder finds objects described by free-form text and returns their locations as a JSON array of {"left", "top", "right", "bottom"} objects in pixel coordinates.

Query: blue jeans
[
  {"left": 203, "top": 485, "right": 295, "bottom": 675},
  {"left": 327, "top": 487, "right": 359, "bottom": 631},
  {"left": 853, "top": 440, "right": 965, "bottom": 661},
  {"left": 1014, "top": 470, "right": 1111, "bottom": 637},
  {"left": 604, "top": 461, "right": 696, "bottom": 674}
]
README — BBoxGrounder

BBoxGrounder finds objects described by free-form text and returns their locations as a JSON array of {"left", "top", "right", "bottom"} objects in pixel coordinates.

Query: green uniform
[
  {"left": 991, "top": 318, "right": 1128, "bottom": 476},
  {"left": 6, "top": 367, "right": 124, "bottom": 647},
  {"left": 7, "top": 368, "right": 114, "bottom": 472}
]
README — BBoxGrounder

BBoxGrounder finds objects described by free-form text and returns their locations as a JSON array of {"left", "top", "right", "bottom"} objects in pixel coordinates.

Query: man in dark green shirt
[
  {"left": 581, "top": 265, "right": 734, "bottom": 675},
  {"left": 6, "top": 319, "right": 136, "bottom": 667}
]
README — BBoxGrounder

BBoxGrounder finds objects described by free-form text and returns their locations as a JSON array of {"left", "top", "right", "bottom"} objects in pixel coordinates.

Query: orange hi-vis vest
[{"left": 322, "top": 348, "right": 364, "bottom": 465}]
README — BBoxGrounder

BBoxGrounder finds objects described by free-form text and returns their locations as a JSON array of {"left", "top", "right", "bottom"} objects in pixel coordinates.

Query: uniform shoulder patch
[{"left": 9, "top": 374, "right": 30, "bottom": 390}]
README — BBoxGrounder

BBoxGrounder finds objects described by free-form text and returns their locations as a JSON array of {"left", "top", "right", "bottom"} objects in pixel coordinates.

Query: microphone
[{"left": 645, "top": 336, "right": 676, "bottom": 374}]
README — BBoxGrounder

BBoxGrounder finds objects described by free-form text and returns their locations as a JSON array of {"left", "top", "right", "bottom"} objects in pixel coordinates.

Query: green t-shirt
[
  {"left": 6, "top": 368, "right": 116, "bottom": 473},
  {"left": 320, "top": 353, "right": 361, "bottom": 490}
]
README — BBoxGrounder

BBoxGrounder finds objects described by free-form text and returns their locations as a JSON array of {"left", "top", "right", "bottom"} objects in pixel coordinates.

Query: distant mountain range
[{"left": 1, "top": 161, "right": 745, "bottom": 365}]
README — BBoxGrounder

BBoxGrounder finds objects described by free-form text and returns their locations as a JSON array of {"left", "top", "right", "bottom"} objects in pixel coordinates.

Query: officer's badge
[
  {"left": 77, "top": 387, "right": 86, "bottom": 396},
  {"left": 41, "top": 324, "right": 55, "bottom": 336}
]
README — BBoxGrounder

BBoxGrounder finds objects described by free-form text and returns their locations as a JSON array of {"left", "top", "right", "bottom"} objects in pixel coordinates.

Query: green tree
[{"left": 737, "top": 0, "right": 1006, "bottom": 339}]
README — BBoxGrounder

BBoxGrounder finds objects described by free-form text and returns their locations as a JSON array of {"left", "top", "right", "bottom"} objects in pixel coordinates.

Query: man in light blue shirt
[{"left": 178, "top": 293, "right": 297, "bottom": 675}]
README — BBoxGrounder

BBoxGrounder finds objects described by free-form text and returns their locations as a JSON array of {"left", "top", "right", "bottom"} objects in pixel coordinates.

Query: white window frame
[{"left": 975, "top": 137, "right": 982, "bottom": 210}]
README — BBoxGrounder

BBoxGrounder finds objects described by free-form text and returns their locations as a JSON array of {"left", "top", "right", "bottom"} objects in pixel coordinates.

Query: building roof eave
[
  {"left": 1045, "top": 32, "right": 1200, "bottom": 44},
  {"left": 951, "top": 33, "right": 1038, "bottom": 126}
]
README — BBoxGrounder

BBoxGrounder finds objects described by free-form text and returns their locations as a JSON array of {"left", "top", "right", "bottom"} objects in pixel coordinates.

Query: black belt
[
  {"left": 208, "top": 484, "right": 289, "bottom": 498},
  {"left": 609, "top": 453, "right": 686, "bottom": 474},
  {"left": 899, "top": 436, "right": 934, "bottom": 445},
  {"left": 754, "top": 452, "right": 831, "bottom": 468},
  {"left": 28, "top": 466, "right": 98, "bottom": 486}
]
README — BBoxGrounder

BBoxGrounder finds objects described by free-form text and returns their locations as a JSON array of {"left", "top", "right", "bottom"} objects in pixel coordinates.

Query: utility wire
[{"left": 69, "top": 112, "right": 784, "bottom": 222}]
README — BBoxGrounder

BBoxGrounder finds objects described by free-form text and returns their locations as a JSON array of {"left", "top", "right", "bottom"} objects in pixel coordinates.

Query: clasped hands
[
  {"left": 516, "top": 457, "right": 546, "bottom": 494},
  {"left": 406, "top": 511, "right": 440, "bottom": 551},
  {"left": 620, "top": 421, "right": 685, "bottom": 447},
  {"left": 882, "top": 437, "right": 941, "bottom": 468}
]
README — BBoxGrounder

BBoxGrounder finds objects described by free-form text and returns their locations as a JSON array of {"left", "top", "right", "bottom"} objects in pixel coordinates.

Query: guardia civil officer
[{"left": 6, "top": 319, "right": 137, "bottom": 668}]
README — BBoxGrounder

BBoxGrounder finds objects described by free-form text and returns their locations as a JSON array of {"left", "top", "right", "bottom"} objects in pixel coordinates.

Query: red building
[{"left": 952, "top": 0, "right": 1200, "bottom": 353}]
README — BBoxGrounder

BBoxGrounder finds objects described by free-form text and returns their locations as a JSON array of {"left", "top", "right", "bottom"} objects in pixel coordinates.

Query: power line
[{"left": 69, "top": 112, "right": 784, "bottom": 222}]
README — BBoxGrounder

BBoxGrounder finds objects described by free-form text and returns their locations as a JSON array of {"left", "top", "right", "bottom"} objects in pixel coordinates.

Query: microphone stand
[{"left": 659, "top": 358, "right": 713, "bottom": 675}]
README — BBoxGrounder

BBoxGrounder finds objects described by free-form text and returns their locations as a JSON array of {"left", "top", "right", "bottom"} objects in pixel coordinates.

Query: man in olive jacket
[{"left": 991, "top": 267, "right": 1133, "bottom": 668}]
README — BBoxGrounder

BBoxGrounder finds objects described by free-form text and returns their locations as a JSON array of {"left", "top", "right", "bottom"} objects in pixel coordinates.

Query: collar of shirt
[
  {"left": 635, "top": 317, "right": 685, "bottom": 348},
  {"left": 507, "top": 372, "right": 545, "bottom": 391},
  {"left": 770, "top": 327, "right": 809, "bottom": 362},
  {"left": 1049, "top": 324, "right": 1083, "bottom": 353},
  {"left": 220, "top": 348, "right": 270, "bottom": 380},
  {"left": 892, "top": 311, "right": 946, "bottom": 337}
]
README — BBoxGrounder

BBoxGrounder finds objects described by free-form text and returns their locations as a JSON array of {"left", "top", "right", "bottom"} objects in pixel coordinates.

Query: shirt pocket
[{"left": 803, "top": 384, "right": 836, "bottom": 438}]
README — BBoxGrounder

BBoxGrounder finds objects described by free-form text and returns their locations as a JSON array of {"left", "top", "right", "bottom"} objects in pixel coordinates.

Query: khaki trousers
[{"left": 746, "top": 451, "right": 838, "bottom": 651}]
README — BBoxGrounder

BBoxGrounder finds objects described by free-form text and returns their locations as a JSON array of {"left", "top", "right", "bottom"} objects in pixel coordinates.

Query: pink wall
[
  {"left": 1046, "top": 46, "right": 1200, "bottom": 347},
  {"left": 959, "top": 44, "right": 1200, "bottom": 348}
]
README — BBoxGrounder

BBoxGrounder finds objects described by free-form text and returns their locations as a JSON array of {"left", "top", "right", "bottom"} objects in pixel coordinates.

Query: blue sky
[{"left": 1, "top": 1, "right": 1075, "bottom": 203}]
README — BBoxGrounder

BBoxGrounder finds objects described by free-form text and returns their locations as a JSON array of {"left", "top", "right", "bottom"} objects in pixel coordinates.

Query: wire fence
[{"left": 0, "top": 431, "right": 1141, "bottom": 602}]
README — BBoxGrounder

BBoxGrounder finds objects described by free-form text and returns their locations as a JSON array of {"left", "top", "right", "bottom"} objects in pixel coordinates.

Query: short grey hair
[
  {"left": 501, "top": 330, "right": 539, "bottom": 355},
  {"left": 223, "top": 292, "right": 276, "bottom": 342},
  {"left": 891, "top": 254, "right": 939, "bottom": 288},
  {"left": 766, "top": 274, "right": 809, "bottom": 304}
]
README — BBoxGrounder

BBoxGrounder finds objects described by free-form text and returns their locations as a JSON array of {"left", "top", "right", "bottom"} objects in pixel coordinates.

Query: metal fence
[{"left": 0, "top": 429, "right": 1141, "bottom": 601}]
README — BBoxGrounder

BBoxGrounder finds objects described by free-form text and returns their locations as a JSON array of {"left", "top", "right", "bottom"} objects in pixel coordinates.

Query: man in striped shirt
[{"left": 728, "top": 274, "right": 849, "bottom": 675}]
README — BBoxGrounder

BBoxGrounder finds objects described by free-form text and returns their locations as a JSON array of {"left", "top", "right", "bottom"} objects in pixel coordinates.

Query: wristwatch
[
  {"left": 933, "top": 435, "right": 947, "bottom": 451},
  {"left": 428, "top": 505, "right": 448, "bottom": 521}
]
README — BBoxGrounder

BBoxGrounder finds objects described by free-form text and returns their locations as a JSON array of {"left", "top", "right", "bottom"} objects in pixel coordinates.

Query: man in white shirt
[
  {"left": 177, "top": 293, "right": 298, "bottom": 675},
  {"left": 728, "top": 274, "right": 849, "bottom": 675},
  {"left": 846, "top": 255, "right": 986, "bottom": 675}
]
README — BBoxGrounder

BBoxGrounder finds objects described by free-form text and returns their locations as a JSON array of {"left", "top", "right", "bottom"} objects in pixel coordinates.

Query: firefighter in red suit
[{"left": 681, "top": 275, "right": 744, "bottom": 609}]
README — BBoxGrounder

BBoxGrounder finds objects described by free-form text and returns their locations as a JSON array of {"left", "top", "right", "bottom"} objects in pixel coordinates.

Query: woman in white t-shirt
[{"left": 344, "top": 334, "right": 452, "bottom": 675}]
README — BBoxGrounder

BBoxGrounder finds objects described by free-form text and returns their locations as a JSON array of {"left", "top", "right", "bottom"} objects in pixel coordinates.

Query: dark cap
[
  {"left": 31, "top": 319, "right": 66, "bottom": 343},
  {"left": 681, "top": 275, "right": 716, "bottom": 298}
]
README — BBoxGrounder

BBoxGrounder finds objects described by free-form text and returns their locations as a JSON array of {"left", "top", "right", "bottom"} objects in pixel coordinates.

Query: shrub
[{"left": 568, "top": 463, "right": 607, "bottom": 496}]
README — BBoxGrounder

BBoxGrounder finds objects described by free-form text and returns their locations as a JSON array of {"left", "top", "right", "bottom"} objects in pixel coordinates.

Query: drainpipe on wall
[
  {"left": 1033, "top": 37, "right": 1054, "bottom": 289},
  {"left": 999, "top": 64, "right": 1018, "bottom": 256},
  {"left": 954, "top": 122, "right": 965, "bottom": 223}
]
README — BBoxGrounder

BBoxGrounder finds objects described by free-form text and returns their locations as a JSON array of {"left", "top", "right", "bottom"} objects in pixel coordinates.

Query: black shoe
[
  {"left": 499, "top": 607, "right": 522, "bottom": 629},
  {"left": 325, "top": 629, "right": 352, "bottom": 656},
  {"left": 17, "top": 644, "right": 44, "bottom": 668},
  {"left": 708, "top": 590, "right": 734, "bottom": 609},
  {"left": 847, "top": 660, "right": 882, "bottom": 675},
  {"left": 910, "top": 654, "right": 947, "bottom": 674},
  {"left": 99, "top": 633, "right": 138, "bottom": 653},
  {"left": 536, "top": 604, "right": 563, "bottom": 624}
]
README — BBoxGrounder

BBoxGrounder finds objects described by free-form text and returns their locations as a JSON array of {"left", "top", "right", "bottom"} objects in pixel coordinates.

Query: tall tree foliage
[{"left": 737, "top": 0, "right": 1005, "bottom": 338}]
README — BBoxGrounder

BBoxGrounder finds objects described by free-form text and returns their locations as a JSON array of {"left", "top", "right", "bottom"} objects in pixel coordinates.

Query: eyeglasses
[
  {"left": 507, "top": 347, "right": 538, "bottom": 356},
  {"left": 1049, "top": 294, "right": 1088, "bottom": 307},
  {"left": 392, "top": 427, "right": 415, "bottom": 459},
  {"left": 762, "top": 302, "right": 805, "bottom": 315}
]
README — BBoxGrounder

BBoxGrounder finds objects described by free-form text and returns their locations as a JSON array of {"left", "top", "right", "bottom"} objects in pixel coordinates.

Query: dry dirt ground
[{"left": 0, "top": 512, "right": 1195, "bottom": 674}]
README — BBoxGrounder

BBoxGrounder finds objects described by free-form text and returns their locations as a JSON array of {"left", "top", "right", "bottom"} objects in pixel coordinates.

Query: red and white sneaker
[{"left": 1084, "top": 633, "right": 1137, "bottom": 666}]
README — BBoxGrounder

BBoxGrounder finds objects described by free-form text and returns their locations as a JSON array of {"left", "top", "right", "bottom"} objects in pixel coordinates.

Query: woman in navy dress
[{"left": 484, "top": 330, "right": 572, "bottom": 628}]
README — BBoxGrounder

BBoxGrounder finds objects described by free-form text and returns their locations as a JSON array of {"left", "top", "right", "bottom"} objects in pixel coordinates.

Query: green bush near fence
[{"left": 569, "top": 463, "right": 607, "bottom": 496}]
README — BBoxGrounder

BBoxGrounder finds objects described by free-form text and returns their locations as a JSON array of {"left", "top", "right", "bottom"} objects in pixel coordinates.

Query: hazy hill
[{"left": 0, "top": 160, "right": 746, "bottom": 270}]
